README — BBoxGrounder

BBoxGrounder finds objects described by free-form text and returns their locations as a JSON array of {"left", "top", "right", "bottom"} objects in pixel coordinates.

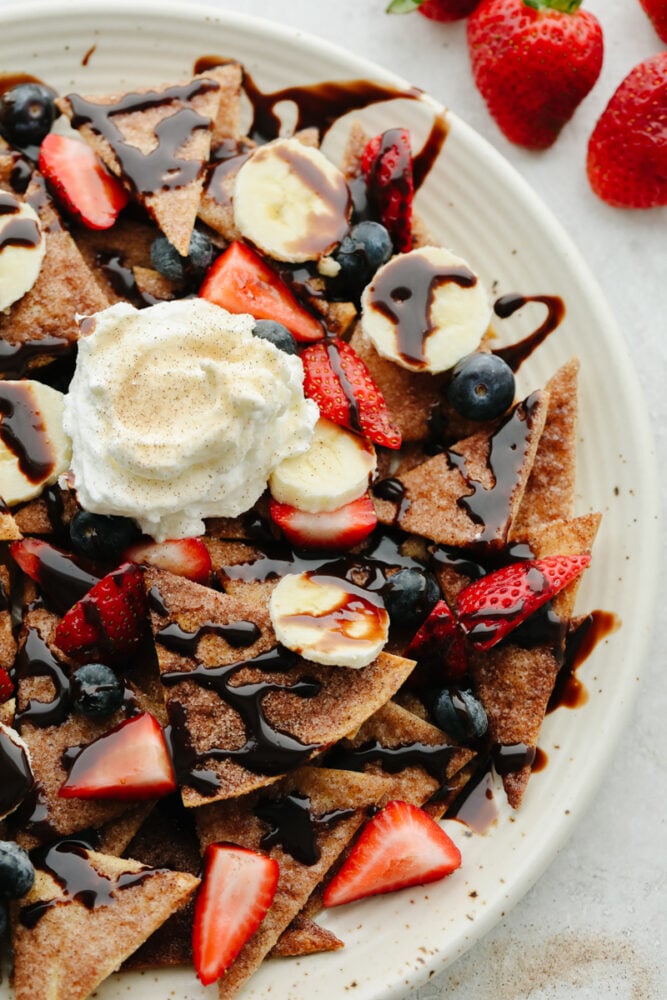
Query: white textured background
[{"left": 1, "top": 1, "right": 665, "bottom": 998}]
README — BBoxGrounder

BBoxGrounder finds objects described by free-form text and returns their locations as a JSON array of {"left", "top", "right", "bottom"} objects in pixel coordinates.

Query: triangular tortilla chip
[
  {"left": 145, "top": 567, "right": 415, "bottom": 807},
  {"left": 270, "top": 911, "right": 344, "bottom": 957},
  {"left": 58, "top": 69, "right": 228, "bottom": 254},
  {"left": 195, "top": 766, "right": 390, "bottom": 999},
  {"left": 374, "top": 391, "right": 548, "bottom": 548},
  {"left": 11, "top": 844, "right": 198, "bottom": 1000},
  {"left": 471, "top": 513, "right": 600, "bottom": 808}
]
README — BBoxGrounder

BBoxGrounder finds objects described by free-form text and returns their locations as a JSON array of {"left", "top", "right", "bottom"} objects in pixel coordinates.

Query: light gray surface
[{"left": 1, "top": 1, "right": 665, "bottom": 998}]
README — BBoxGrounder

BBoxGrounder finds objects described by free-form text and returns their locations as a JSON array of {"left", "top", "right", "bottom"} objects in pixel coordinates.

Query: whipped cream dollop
[
  {"left": 64, "top": 299, "right": 319, "bottom": 540},
  {"left": 0, "top": 192, "right": 46, "bottom": 312}
]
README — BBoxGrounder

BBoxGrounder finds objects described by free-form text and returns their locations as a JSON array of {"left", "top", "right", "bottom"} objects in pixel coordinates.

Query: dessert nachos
[{"left": 0, "top": 54, "right": 602, "bottom": 1000}]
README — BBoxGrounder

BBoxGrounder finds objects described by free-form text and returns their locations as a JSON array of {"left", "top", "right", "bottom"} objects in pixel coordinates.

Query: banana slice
[
  {"left": 269, "top": 417, "right": 376, "bottom": 513},
  {"left": 0, "top": 381, "right": 72, "bottom": 505},
  {"left": 233, "top": 137, "right": 351, "bottom": 263},
  {"left": 360, "top": 245, "right": 491, "bottom": 374},
  {"left": 269, "top": 571, "right": 389, "bottom": 669},
  {"left": 0, "top": 192, "right": 46, "bottom": 312}
]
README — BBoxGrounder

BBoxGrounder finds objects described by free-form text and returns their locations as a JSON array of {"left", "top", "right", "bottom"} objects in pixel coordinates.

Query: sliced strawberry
[
  {"left": 361, "top": 129, "right": 414, "bottom": 253},
  {"left": 38, "top": 133, "right": 129, "bottom": 230},
  {"left": 323, "top": 799, "right": 461, "bottom": 907},
  {"left": 301, "top": 339, "right": 402, "bottom": 449},
  {"left": 59, "top": 712, "right": 176, "bottom": 800},
  {"left": 193, "top": 843, "right": 279, "bottom": 986},
  {"left": 124, "top": 537, "right": 212, "bottom": 584},
  {"left": 456, "top": 554, "right": 591, "bottom": 651},
  {"left": 269, "top": 495, "right": 377, "bottom": 551},
  {"left": 199, "top": 240, "right": 325, "bottom": 342},
  {"left": 54, "top": 561, "right": 148, "bottom": 663},
  {"left": 0, "top": 666, "right": 13, "bottom": 703},
  {"left": 10, "top": 538, "right": 102, "bottom": 615},
  {"left": 405, "top": 599, "right": 468, "bottom": 681}
]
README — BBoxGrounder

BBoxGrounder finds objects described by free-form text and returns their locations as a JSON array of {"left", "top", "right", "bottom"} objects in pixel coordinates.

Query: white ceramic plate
[{"left": 0, "top": 2, "right": 660, "bottom": 998}]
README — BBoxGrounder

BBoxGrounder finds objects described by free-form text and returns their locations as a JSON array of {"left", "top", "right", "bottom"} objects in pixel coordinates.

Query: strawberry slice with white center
[
  {"left": 323, "top": 799, "right": 461, "bottom": 907},
  {"left": 59, "top": 711, "right": 176, "bottom": 800},
  {"left": 456, "top": 554, "right": 591, "bottom": 651},
  {"left": 11, "top": 537, "right": 102, "bottom": 615},
  {"left": 269, "top": 494, "right": 377, "bottom": 550},
  {"left": 405, "top": 599, "right": 468, "bottom": 681},
  {"left": 301, "top": 338, "right": 402, "bottom": 450},
  {"left": 124, "top": 537, "right": 212, "bottom": 584},
  {"left": 54, "top": 561, "right": 147, "bottom": 663},
  {"left": 38, "top": 133, "right": 129, "bottom": 230},
  {"left": 193, "top": 843, "right": 279, "bottom": 986},
  {"left": 0, "top": 667, "right": 13, "bottom": 703}
]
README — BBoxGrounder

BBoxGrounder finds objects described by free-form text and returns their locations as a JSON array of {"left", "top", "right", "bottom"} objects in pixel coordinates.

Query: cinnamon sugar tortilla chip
[
  {"left": 471, "top": 513, "right": 600, "bottom": 808},
  {"left": 58, "top": 69, "right": 228, "bottom": 255},
  {"left": 0, "top": 507, "right": 21, "bottom": 540},
  {"left": 11, "top": 847, "right": 199, "bottom": 1000},
  {"left": 195, "top": 766, "right": 390, "bottom": 999},
  {"left": 374, "top": 391, "right": 549, "bottom": 548},
  {"left": 270, "top": 912, "right": 344, "bottom": 957},
  {"left": 511, "top": 358, "right": 580, "bottom": 538},
  {"left": 12, "top": 486, "right": 78, "bottom": 536},
  {"left": 145, "top": 567, "right": 415, "bottom": 807}
]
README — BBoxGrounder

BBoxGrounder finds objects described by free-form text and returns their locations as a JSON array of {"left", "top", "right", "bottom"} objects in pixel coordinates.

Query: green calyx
[
  {"left": 523, "top": 0, "right": 583, "bottom": 12},
  {"left": 386, "top": 0, "right": 425, "bottom": 14}
]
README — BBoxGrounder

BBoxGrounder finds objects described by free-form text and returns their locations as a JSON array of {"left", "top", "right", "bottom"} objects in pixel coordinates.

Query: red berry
[
  {"left": 638, "top": 0, "right": 667, "bottom": 43},
  {"left": 38, "top": 133, "right": 128, "bottom": 229},
  {"left": 124, "top": 537, "right": 212, "bottom": 584},
  {"left": 269, "top": 495, "right": 378, "bottom": 551},
  {"left": 361, "top": 129, "right": 414, "bottom": 252}
]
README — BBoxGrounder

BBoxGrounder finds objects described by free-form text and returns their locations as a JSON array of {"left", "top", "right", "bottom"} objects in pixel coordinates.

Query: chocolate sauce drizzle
[
  {"left": 446, "top": 391, "right": 542, "bottom": 545},
  {"left": 255, "top": 791, "right": 354, "bottom": 865},
  {"left": 20, "top": 839, "right": 163, "bottom": 929},
  {"left": 493, "top": 294, "right": 565, "bottom": 372},
  {"left": 96, "top": 250, "right": 159, "bottom": 308},
  {"left": 66, "top": 79, "right": 220, "bottom": 195},
  {"left": 14, "top": 626, "right": 71, "bottom": 730},
  {"left": 324, "top": 738, "right": 458, "bottom": 802},
  {"left": 204, "top": 138, "right": 253, "bottom": 206},
  {"left": 157, "top": 619, "right": 323, "bottom": 794},
  {"left": 0, "top": 383, "right": 56, "bottom": 485},
  {"left": 0, "top": 725, "right": 34, "bottom": 816},
  {"left": 368, "top": 255, "right": 477, "bottom": 368}
]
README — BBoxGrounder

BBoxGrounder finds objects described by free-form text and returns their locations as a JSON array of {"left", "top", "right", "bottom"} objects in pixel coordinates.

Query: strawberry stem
[
  {"left": 386, "top": 0, "right": 424, "bottom": 12},
  {"left": 523, "top": 0, "right": 583, "bottom": 12}
]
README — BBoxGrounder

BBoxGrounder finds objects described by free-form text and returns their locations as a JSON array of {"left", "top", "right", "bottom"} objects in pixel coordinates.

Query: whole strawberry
[
  {"left": 638, "top": 0, "right": 667, "bottom": 43},
  {"left": 587, "top": 52, "right": 667, "bottom": 208},
  {"left": 387, "top": 0, "right": 481, "bottom": 21},
  {"left": 467, "top": 0, "right": 603, "bottom": 149}
]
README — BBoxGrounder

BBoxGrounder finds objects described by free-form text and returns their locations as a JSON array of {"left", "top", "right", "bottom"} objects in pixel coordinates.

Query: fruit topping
[
  {"left": 323, "top": 799, "right": 461, "bottom": 907},
  {"left": 456, "top": 554, "right": 591, "bottom": 650},
  {"left": 300, "top": 339, "right": 402, "bottom": 449},
  {"left": 446, "top": 352, "right": 516, "bottom": 421},
  {"left": 382, "top": 567, "right": 441, "bottom": 629},
  {"left": 10, "top": 537, "right": 102, "bottom": 615},
  {"left": 0, "top": 841, "right": 35, "bottom": 900},
  {"left": 361, "top": 128, "right": 414, "bottom": 252},
  {"left": 232, "top": 137, "right": 351, "bottom": 263},
  {"left": 0, "top": 196, "right": 46, "bottom": 312},
  {"left": 199, "top": 239, "right": 325, "bottom": 342},
  {"left": 269, "top": 571, "right": 389, "bottom": 668},
  {"left": 430, "top": 687, "right": 488, "bottom": 741},
  {"left": 59, "top": 711, "right": 176, "bottom": 800},
  {"left": 638, "top": 0, "right": 667, "bottom": 42},
  {"left": 330, "top": 220, "right": 393, "bottom": 301},
  {"left": 0, "top": 82, "right": 58, "bottom": 150},
  {"left": 38, "top": 132, "right": 129, "bottom": 230},
  {"left": 193, "top": 843, "right": 279, "bottom": 986},
  {"left": 252, "top": 319, "right": 298, "bottom": 355},
  {"left": 150, "top": 229, "right": 217, "bottom": 285},
  {"left": 467, "top": 0, "right": 604, "bottom": 150},
  {"left": 268, "top": 494, "right": 378, "bottom": 551},
  {"left": 269, "top": 417, "right": 377, "bottom": 513},
  {"left": 587, "top": 52, "right": 667, "bottom": 209},
  {"left": 124, "top": 536, "right": 212, "bottom": 583},
  {"left": 387, "top": 0, "right": 481, "bottom": 20},
  {"left": 54, "top": 561, "right": 148, "bottom": 663},
  {"left": 0, "top": 380, "right": 70, "bottom": 503},
  {"left": 404, "top": 599, "right": 468, "bottom": 681},
  {"left": 360, "top": 246, "right": 491, "bottom": 374},
  {"left": 69, "top": 510, "right": 142, "bottom": 564},
  {"left": 69, "top": 662, "right": 125, "bottom": 719},
  {"left": 0, "top": 668, "right": 13, "bottom": 703}
]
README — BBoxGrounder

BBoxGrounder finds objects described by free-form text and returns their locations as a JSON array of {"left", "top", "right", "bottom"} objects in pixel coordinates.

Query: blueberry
[
  {"left": 0, "top": 83, "right": 58, "bottom": 148},
  {"left": 0, "top": 841, "right": 35, "bottom": 900},
  {"left": 252, "top": 320, "right": 297, "bottom": 355},
  {"left": 431, "top": 688, "right": 488, "bottom": 742},
  {"left": 446, "top": 353, "right": 515, "bottom": 422},
  {"left": 382, "top": 568, "right": 440, "bottom": 628},
  {"left": 70, "top": 662, "right": 124, "bottom": 719},
  {"left": 69, "top": 510, "right": 141, "bottom": 564},
  {"left": 331, "top": 221, "right": 392, "bottom": 300},
  {"left": 150, "top": 230, "right": 216, "bottom": 284}
]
